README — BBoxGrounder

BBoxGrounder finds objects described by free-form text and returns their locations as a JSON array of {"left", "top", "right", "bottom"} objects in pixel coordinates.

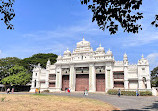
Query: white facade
[{"left": 30, "top": 38, "right": 151, "bottom": 92}]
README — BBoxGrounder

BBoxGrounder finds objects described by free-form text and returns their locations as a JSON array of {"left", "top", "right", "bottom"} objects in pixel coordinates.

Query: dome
[
  {"left": 77, "top": 37, "right": 90, "bottom": 48},
  {"left": 96, "top": 44, "right": 105, "bottom": 53},
  {"left": 107, "top": 49, "right": 112, "bottom": 55},
  {"left": 64, "top": 48, "right": 71, "bottom": 56}
]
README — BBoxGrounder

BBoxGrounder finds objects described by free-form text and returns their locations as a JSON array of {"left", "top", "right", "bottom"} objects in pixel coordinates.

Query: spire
[
  {"left": 124, "top": 53, "right": 127, "bottom": 58},
  {"left": 38, "top": 63, "right": 41, "bottom": 68},
  {"left": 47, "top": 59, "right": 51, "bottom": 66},
  {"left": 82, "top": 36, "right": 85, "bottom": 41},
  {"left": 141, "top": 54, "right": 144, "bottom": 58},
  {"left": 99, "top": 43, "right": 101, "bottom": 47}
]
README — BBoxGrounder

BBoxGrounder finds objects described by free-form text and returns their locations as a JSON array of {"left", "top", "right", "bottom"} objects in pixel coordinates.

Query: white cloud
[
  {"left": 22, "top": 19, "right": 107, "bottom": 41},
  {"left": 147, "top": 53, "right": 158, "bottom": 71}
]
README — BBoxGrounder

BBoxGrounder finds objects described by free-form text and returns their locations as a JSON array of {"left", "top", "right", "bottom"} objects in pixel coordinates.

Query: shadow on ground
[{"left": 113, "top": 100, "right": 158, "bottom": 111}]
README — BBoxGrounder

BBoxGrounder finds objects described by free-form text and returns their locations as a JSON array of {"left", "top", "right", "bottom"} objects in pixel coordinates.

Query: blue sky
[{"left": 0, "top": 0, "right": 158, "bottom": 70}]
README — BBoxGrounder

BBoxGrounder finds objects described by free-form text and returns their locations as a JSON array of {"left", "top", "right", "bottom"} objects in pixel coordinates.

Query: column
[
  {"left": 105, "top": 66, "right": 112, "bottom": 90},
  {"left": 45, "top": 70, "right": 49, "bottom": 89},
  {"left": 124, "top": 66, "right": 129, "bottom": 89},
  {"left": 56, "top": 66, "right": 62, "bottom": 91},
  {"left": 124, "top": 80, "right": 129, "bottom": 89},
  {"left": 147, "top": 80, "right": 151, "bottom": 89},
  {"left": 89, "top": 64, "right": 96, "bottom": 92},
  {"left": 70, "top": 65, "right": 76, "bottom": 91}
]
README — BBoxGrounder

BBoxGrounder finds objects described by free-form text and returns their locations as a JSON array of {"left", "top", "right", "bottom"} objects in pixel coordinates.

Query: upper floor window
[{"left": 49, "top": 74, "right": 56, "bottom": 80}]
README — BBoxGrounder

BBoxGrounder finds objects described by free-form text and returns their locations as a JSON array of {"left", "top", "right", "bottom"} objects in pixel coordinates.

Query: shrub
[
  {"left": 107, "top": 89, "right": 118, "bottom": 95},
  {"left": 140, "top": 91, "right": 152, "bottom": 96},
  {"left": 42, "top": 90, "right": 50, "bottom": 93},
  {"left": 121, "top": 91, "right": 136, "bottom": 96},
  {"left": 1, "top": 97, "right": 6, "bottom": 102}
]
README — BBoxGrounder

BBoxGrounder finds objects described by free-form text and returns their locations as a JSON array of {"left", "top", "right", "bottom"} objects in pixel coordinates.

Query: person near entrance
[
  {"left": 84, "top": 89, "right": 88, "bottom": 96},
  {"left": 118, "top": 89, "right": 121, "bottom": 97}
]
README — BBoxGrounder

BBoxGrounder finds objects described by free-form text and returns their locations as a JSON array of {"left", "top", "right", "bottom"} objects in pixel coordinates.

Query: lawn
[{"left": 0, "top": 94, "right": 118, "bottom": 111}]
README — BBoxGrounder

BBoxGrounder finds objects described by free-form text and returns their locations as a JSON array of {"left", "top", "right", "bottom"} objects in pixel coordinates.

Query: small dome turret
[
  {"left": 124, "top": 53, "right": 127, "bottom": 58},
  {"left": 107, "top": 49, "right": 112, "bottom": 55},
  {"left": 77, "top": 37, "right": 90, "bottom": 48},
  {"left": 96, "top": 44, "right": 105, "bottom": 53},
  {"left": 64, "top": 48, "right": 71, "bottom": 56}
]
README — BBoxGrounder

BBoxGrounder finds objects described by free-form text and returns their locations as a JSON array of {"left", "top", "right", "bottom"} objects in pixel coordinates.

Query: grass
[{"left": 0, "top": 94, "right": 118, "bottom": 111}]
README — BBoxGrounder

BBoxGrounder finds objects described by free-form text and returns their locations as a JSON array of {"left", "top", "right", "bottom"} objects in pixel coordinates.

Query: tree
[
  {"left": 80, "top": 0, "right": 157, "bottom": 34},
  {"left": 151, "top": 66, "right": 158, "bottom": 87},
  {"left": 20, "top": 53, "right": 58, "bottom": 73},
  {"left": 0, "top": 0, "right": 15, "bottom": 29},
  {"left": 0, "top": 57, "right": 21, "bottom": 81},
  {"left": 1, "top": 65, "right": 31, "bottom": 85}
]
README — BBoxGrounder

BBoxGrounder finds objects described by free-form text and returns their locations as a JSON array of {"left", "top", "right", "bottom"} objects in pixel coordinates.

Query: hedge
[
  {"left": 107, "top": 89, "right": 118, "bottom": 95},
  {"left": 107, "top": 89, "right": 152, "bottom": 96},
  {"left": 140, "top": 91, "right": 152, "bottom": 96},
  {"left": 121, "top": 91, "right": 136, "bottom": 96}
]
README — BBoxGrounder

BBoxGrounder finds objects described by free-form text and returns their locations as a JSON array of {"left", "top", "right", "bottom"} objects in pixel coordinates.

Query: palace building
[{"left": 30, "top": 37, "right": 151, "bottom": 92}]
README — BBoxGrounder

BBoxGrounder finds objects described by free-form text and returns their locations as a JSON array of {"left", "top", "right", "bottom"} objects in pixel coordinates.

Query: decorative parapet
[
  {"left": 128, "top": 64, "right": 137, "bottom": 72},
  {"left": 114, "top": 61, "right": 123, "bottom": 66}
]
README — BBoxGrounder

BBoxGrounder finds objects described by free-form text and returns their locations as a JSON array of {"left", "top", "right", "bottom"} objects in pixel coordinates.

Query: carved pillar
[
  {"left": 89, "top": 64, "right": 96, "bottom": 92},
  {"left": 124, "top": 66, "right": 129, "bottom": 89},
  {"left": 70, "top": 65, "right": 76, "bottom": 91},
  {"left": 46, "top": 70, "right": 49, "bottom": 88},
  {"left": 106, "top": 65, "right": 112, "bottom": 90},
  {"left": 56, "top": 66, "right": 62, "bottom": 91}
]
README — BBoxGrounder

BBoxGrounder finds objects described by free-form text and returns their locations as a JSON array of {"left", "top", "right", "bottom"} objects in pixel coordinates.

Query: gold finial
[{"left": 142, "top": 54, "right": 144, "bottom": 58}]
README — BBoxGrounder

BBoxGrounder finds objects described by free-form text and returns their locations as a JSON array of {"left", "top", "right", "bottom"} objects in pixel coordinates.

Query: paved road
[{"left": 1, "top": 92, "right": 158, "bottom": 111}]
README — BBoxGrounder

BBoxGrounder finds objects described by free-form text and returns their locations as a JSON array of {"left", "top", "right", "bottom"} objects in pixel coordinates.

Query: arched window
[{"left": 34, "top": 80, "right": 36, "bottom": 88}]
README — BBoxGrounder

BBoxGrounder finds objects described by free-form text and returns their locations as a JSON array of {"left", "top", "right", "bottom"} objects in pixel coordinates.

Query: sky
[{"left": 0, "top": 0, "right": 158, "bottom": 71}]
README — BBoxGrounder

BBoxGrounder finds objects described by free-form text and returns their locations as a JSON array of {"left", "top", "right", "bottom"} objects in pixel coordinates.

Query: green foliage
[
  {"left": 121, "top": 91, "right": 136, "bottom": 96},
  {"left": 20, "top": 53, "right": 57, "bottom": 72},
  {"left": 0, "top": 53, "right": 57, "bottom": 85},
  {"left": 0, "top": 57, "right": 21, "bottom": 81},
  {"left": 81, "top": 0, "right": 143, "bottom": 34},
  {"left": 140, "top": 91, "right": 152, "bottom": 96},
  {"left": 151, "top": 66, "right": 158, "bottom": 87},
  {"left": 1, "top": 65, "right": 31, "bottom": 85},
  {"left": 107, "top": 90, "right": 152, "bottom": 96},
  {"left": 0, "top": 0, "right": 15, "bottom": 29},
  {"left": 107, "top": 89, "right": 118, "bottom": 95},
  {"left": 1, "top": 97, "right": 6, "bottom": 102}
]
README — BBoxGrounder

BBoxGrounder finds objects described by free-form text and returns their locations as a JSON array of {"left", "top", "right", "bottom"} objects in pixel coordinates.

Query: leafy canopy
[
  {"left": 151, "top": 66, "right": 158, "bottom": 87},
  {"left": 0, "top": 57, "right": 21, "bottom": 81},
  {"left": 0, "top": 0, "right": 15, "bottom": 29},
  {"left": 81, "top": 0, "right": 158, "bottom": 34},
  {"left": 1, "top": 65, "right": 31, "bottom": 85},
  {"left": 20, "top": 53, "right": 58, "bottom": 72}
]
